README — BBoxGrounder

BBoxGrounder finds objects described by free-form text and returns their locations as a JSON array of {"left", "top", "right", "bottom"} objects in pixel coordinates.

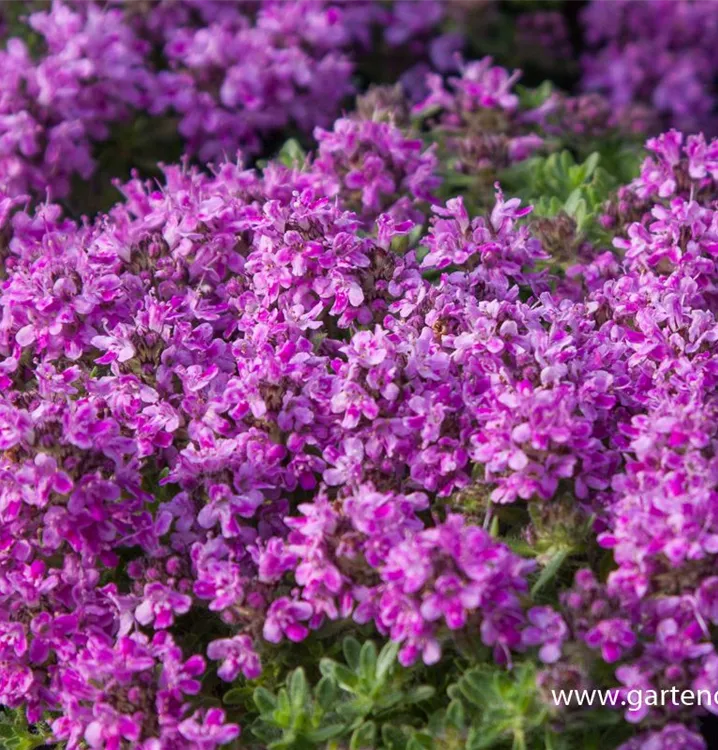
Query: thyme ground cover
[{"left": 2, "top": 2, "right": 718, "bottom": 749}]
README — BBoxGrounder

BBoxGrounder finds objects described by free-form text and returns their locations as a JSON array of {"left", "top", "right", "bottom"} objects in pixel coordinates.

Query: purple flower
[
  {"left": 263, "top": 597, "right": 314, "bottom": 644},
  {"left": 616, "top": 724, "right": 706, "bottom": 750},
  {"left": 585, "top": 618, "right": 636, "bottom": 663},
  {"left": 135, "top": 583, "right": 192, "bottom": 629},
  {"left": 521, "top": 607, "right": 568, "bottom": 664},
  {"left": 581, "top": 0, "right": 718, "bottom": 132},
  {"left": 178, "top": 708, "right": 240, "bottom": 748},
  {"left": 91, "top": 328, "right": 136, "bottom": 365},
  {"left": 193, "top": 559, "right": 246, "bottom": 612},
  {"left": 0, "top": 404, "right": 34, "bottom": 450},
  {"left": 84, "top": 705, "right": 141, "bottom": 749},
  {"left": 420, "top": 574, "right": 479, "bottom": 630},
  {"left": 697, "top": 576, "right": 718, "bottom": 625},
  {"left": 208, "top": 635, "right": 261, "bottom": 682}
]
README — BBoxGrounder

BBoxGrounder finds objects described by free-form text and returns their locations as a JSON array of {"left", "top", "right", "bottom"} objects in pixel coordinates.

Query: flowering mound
[
  {"left": 3, "top": 2, "right": 718, "bottom": 750},
  {"left": 0, "top": 0, "right": 453, "bottom": 203},
  {"left": 0, "top": 122, "right": 715, "bottom": 747},
  {"left": 0, "top": 2, "right": 151, "bottom": 199}
]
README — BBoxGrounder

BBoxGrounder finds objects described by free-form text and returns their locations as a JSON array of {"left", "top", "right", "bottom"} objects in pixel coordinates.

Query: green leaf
[
  {"left": 306, "top": 724, "right": 347, "bottom": 742},
  {"left": 288, "top": 668, "right": 308, "bottom": 713},
  {"left": 315, "top": 676, "right": 337, "bottom": 710},
  {"left": 350, "top": 721, "right": 377, "bottom": 750},
  {"left": 382, "top": 724, "right": 409, "bottom": 750},
  {"left": 321, "top": 660, "right": 359, "bottom": 691},
  {"left": 375, "top": 690, "right": 404, "bottom": 710},
  {"left": 343, "top": 637, "right": 362, "bottom": 671},
  {"left": 531, "top": 546, "right": 573, "bottom": 596},
  {"left": 277, "top": 138, "right": 306, "bottom": 167},
  {"left": 405, "top": 686, "right": 435, "bottom": 704},
  {"left": 458, "top": 668, "right": 497, "bottom": 707},
  {"left": 466, "top": 723, "right": 507, "bottom": 750},
  {"left": 275, "top": 689, "right": 292, "bottom": 726},
  {"left": 563, "top": 188, "right": 583, "bottom": 217},
  {"left": 249, "top": 720, "right": 275, "bottom": 744},
  {"left": 339, "top": 695, "right": 373, "bottom": 721},
  {"left": 446, "top": 698, "right": 465, "bottom": 730},
  {"left": 254, "top": 687, "right": 278, "bottom": 715},
  {"left": 269, "top": 730, "right": 298, "bottom": 750},
  {"left": 375, "top": 640, "right": 400, "bottom": 682},
  {"left": 516, "top": 80, "right": 554, "bottom": 109},
  {"left": 583, "top": 152, "right": 600, "bottom": 179},
  {"left": 359, "top": 641, "right": 377, "bottom": 680},
  {"left": 223, "top": 687, "right": 246, "bottom": 707}
]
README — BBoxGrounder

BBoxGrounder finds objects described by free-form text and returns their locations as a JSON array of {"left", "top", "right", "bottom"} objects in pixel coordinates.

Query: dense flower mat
[{"left": 2, "top": 1, "right": 718, "bottom": 749}]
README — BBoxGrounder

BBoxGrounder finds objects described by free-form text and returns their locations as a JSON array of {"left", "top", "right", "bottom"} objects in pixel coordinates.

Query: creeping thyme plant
[{"left": 3, "top": 1, "right": 718, "bottom": 749}]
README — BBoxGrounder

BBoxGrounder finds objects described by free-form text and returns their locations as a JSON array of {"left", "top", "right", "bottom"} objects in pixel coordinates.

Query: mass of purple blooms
[
  {"left": 2, "top": 1, "right": 718, "bottom": 749},
  {"left": 581, "top": 0, "right": 718, "bottom": 132}
]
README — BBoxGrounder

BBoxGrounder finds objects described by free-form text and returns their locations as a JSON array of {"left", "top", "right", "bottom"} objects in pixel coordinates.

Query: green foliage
[
  {"left": 501, "top": 151, "right": 612, "bottom": 237},
  {"left": 277, "top": 138, "right": 307, "bottom": 168},
  {"left": 249, "top": 667, "right": 345, "bottom": 749},
  {"left": 0, "top": 709, "right": 51, "bottom": 750},
  {"left": 446, "top": 662, "right": 552, "bottom": 750},
  {"left": 500, "top": 145, "right": 642, "bottom": 247},
  {"left": 443, "top": 661, "right": 630, "bottom": 750},
  {"left": 515, "top": 82, "right": 555, "bottom": 111},
  {"left": 247, "top": 637, "right": 436, "bottom": 749},
  {"left": 319, "top": 638, "right": 434, "bottom": 723},
  {"left": 242, "top": 637, "right": 633, "bottom": 750}
]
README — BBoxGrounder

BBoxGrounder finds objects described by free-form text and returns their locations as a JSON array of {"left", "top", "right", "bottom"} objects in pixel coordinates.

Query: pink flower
[
  {"left": 135, "top": 583, "right": 192, "bottom": 629},
  {"left": 521, "top": 606, "right": 568, "bottom": 664},
  {"left": 178, "top": 708, "right": 240, "bottom": 748},
  {"left": 263, "top": 597, "right": 314, "bottom": 643},
  {"left": 207, "top": 635, "right": 261, "bottom": 682},
  {"left": 585, "top": 618, "right": 636, "bottom": 663}
]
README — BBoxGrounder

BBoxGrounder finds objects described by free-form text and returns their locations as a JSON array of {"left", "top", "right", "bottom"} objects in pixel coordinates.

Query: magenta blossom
[
  {"left": 585, "top": 618, "right": 636, "bottom": 663},
  {"left": 178, "top": 708, "right": 240, "bottom": 749},
  {"left": 263, "top": 597, "right": 314, "bottom": 644},
  {"left": 521, "top": 607, "right": 568, "bottom": 664},
  {"left": 207, "top": 635, "right": 262, "bottom": 682}
]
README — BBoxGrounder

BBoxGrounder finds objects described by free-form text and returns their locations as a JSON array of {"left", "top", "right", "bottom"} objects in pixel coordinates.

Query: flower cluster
[
  {"left": 144, "top": 0, "right": 360, "bottom": 162},
  {"left": 0, "top": 116, "right": 591, "bottom": 743},
  {"left": 0, "top": 144, "right": 525, "bottom": 743},
  {"left": 3, "top": 4, "right": 718, "bottom": 748},
  {"left": 581, "top": 0, "right": 718, "bottom": 132},
  {"left": 0, "top": 2, "right": 151, "bottom": 199},
  {"left": 0, "top": 0, "right": 453, "bottom": 202},
  {"left": 281, "top": 493, "right": 535, "bottom": 667},
  {"left": 312, "top": 116, "right": 441, "bottom": 221},
  {"left": 532, "top": 136, "right": 718, "bottom": 750}
]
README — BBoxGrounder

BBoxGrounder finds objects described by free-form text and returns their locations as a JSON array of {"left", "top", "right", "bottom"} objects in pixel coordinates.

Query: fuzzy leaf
[
  {"left": 223, "top": 688, "right": 246, "bottom": 707},
  {"left": 359, "top": 640, "right": 378, "bottom": 681},
  {"left": 405, "top": 686, "right": 435, "bottom": 704},
  {"left": 375, "top": 639, "right": 399, "bottom": 682},
  {"left": 306, "top": 723, "right": 346, "bottom": 742},
  {"left": 254, "top": 687, "right": 278, "bottom": 715},
  {"left": 343, "top": 637, "right": 362, "bottom": 671},
  {"left": 277, "top": 138, "right": 305, "bottom": 167},
  {"left": 350, "top": 721, "right": 377, "bottom": 750}
]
